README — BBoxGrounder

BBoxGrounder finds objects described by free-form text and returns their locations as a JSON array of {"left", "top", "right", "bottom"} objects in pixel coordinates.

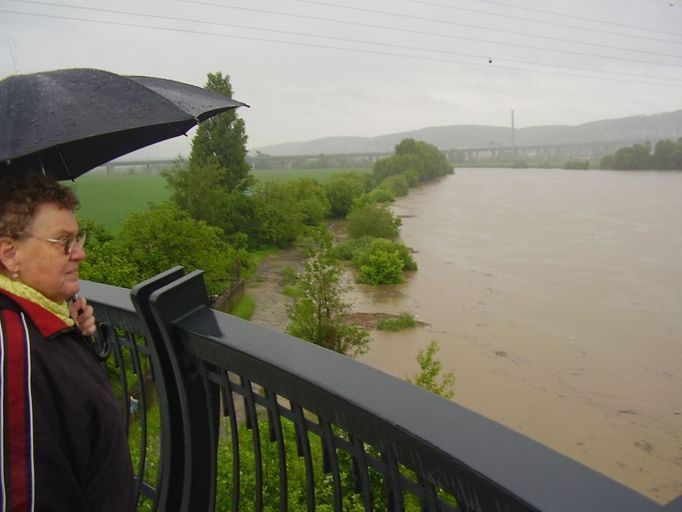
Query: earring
[{"left": 11, "top": 272, "right": 18, "bottom": 280}]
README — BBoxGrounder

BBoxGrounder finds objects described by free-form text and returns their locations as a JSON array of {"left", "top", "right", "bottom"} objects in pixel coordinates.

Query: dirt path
[{"left": 246, "top": 247, "right": 302, "bottom": 332}]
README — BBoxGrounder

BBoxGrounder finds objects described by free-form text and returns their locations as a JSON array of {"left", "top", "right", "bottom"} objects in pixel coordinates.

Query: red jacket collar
[{"left": 0, "top": 289, "right": 71, "bottom": 338}]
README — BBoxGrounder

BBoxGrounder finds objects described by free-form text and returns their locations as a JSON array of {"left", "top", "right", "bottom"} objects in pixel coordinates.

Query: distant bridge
[{"left": 98, "top": 139, "right": 646, "bottom": 172}]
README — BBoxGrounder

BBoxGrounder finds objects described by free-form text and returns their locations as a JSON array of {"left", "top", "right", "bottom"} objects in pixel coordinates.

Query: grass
[
  {"left": 377, "top": 311, "right": 417, "bottom": 331},
  {"left": 69, "top": 168, "right": 371, "bottom": 232},
  {"left": 69, "top": 173, "right": 171, "bottom": 233},
  {"left": 231, "top": 294, "right": 256, "bottom": 320}
]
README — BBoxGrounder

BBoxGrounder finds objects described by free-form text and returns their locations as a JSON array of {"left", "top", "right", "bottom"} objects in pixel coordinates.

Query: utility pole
[{"left": 511, "top": 109, "right": 516, "bottom": 148}]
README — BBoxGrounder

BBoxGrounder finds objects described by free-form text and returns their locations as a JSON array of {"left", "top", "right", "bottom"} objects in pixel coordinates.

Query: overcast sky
[{"left": 1, "top": 0, "right": 681, "bottom": 158}]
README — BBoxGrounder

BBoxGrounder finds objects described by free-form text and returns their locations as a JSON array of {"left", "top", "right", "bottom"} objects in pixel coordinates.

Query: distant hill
[{"left": 252, "top": 110, "right": 682, "bottom": 156}]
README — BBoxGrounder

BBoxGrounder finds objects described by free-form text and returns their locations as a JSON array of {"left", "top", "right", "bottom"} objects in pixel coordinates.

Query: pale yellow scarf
[{"left": 0, "top": 273, "right": 75, "bottom": 326}]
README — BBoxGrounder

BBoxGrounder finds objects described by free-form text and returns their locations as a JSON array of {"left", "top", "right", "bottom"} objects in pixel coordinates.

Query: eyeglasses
[{"left": 27, "top": 231, "right": 87, "bottom": 255}]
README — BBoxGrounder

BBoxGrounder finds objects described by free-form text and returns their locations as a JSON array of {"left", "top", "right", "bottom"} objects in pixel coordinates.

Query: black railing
[{"left": 80, "top": 269, "right": 681, "bottom": 512}]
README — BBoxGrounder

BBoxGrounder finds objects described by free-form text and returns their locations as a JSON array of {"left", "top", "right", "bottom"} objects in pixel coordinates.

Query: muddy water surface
[{"left": 353, "top": 168, "right": 682, "bottom": 503}]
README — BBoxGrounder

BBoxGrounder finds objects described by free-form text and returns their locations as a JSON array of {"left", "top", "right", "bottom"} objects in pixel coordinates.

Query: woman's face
[{"left": 14, "top": 202, "right": 85, "bottom": 303}]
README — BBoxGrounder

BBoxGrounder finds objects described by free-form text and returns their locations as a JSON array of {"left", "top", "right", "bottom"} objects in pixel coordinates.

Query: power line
[
  {"left": 2, "top": 7, "right": 682, "bottom": 89},
  {"left": 335, "top": 0, "right": 682, "bottom": 45},
  {"left": 12, "top": 0, "right": 682, "bottom": 70},
  {"left": 471, "top": 0, "right": 682, "bottom": 39},
  {"left": 179, "top": 0, "right": 682, "bottom": 61},
  {"left": 6, "top": 1, "right": 682, "bottom": 84}
]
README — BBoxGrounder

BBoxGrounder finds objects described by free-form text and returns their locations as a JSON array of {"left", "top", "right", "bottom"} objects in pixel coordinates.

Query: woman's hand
[{"left": 69, "top": 296, "right": 96, "bottom": 336}]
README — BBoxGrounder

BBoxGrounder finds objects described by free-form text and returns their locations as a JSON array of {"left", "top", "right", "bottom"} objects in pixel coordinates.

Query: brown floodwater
[{"left": 354, "top": 168, "right": 682, "bottom": 503}]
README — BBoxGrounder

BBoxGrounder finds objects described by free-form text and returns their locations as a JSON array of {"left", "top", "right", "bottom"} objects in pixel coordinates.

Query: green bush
[
  {"left": 354, "top": 238, "right": 417, "bottom": 272},
  {"left": 332, "top": 236, "right": 373, "bottom": 261},
  {"left": 377, "top": 312, "right": 417, "bottom": 331},
  {"left": 358, "top": 249, "right": 404, "bottom": 284},
  {"left": 401, "top": 169, "right": 419, "bottom": 187},
  {"left": 352, "top": 187, "right": 395, "bottom": 209},
  {"left": 380, "top": 175, "right": 409, "bottom": 197},
  {"left": 346, "top": 204, "right": 401, "bottom": 240},
  {"left": 563, "top": 160, "right": 589, "bottom": 170}
]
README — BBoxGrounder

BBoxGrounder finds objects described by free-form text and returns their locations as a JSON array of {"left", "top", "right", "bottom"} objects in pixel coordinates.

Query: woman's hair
[{"left": 0, "top": 175, "right": 79, "bottom": 239}]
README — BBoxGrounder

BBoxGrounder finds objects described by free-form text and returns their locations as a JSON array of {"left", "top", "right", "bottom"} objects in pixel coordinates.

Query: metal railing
[{"left": 79, "top": 268, "right": 681, "bottom": 512}]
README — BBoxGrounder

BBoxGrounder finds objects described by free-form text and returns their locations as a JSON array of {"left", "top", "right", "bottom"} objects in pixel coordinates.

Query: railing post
[
  {"left": 130, "top": 266, "right": 186, "bottom": 512},
  {"left": 144, "top": 270, "right": 220, "bottom": 512}
]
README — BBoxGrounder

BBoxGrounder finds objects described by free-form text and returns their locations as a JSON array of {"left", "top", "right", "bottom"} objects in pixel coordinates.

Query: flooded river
[{"left": 354, "top": 168, "right": 682, "bottom": 503}]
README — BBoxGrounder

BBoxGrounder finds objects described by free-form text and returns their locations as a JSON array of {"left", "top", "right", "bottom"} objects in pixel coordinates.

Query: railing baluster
[
  {"left": 242, "top": 378, "right": 264, "bottom": 511},
  {"left": 265, "top": 390, "right": 289, "bottom": 512},
  {"left": 418, "top": 475, "right": 439, "bottom": 511},
  {"left": 382, "top": 452, "right": 404, "bottom": 511},
  {"left": 348, "top": 434, "right": 373, "bottom": 511},
  {"left": 219, "top": 371, "right": 241, "bottom": 512},
  {"left": 293, "top": 404, "right": 316, "bottom": 512},
  {"left": 320, "top": 419, "right": 342, "bottom": 512},
  {"left": 196, "top": 360, "right": 219, "bottom": 511},
  {"left": 128, "top": 331, "right": 149, "bottom": 505}
]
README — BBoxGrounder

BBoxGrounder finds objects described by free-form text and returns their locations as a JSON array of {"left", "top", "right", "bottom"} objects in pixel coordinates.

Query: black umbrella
[{"left": 0, "top": 68, "right": 248, "bottom": 180}]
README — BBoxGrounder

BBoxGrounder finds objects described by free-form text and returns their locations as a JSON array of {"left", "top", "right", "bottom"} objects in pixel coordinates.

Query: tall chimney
[{"left": 511, "top": 109, "right": 516, "bottom": 147}]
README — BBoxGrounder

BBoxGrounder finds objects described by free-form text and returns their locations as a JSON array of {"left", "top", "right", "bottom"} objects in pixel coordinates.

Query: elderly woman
[{"left": 0, "top": 175, "right": 135, "bottom": 511}]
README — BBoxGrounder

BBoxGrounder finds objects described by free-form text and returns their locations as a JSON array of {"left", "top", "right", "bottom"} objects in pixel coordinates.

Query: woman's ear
[{"left": 0, "top": 238, "right": 19, "bottom": 274}]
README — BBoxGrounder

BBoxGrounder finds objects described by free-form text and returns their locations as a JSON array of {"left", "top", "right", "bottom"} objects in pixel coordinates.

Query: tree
[
  {"left": 283, "top": 178, "right": 331, "bottom": 226},
  {"left": 373, "top": 139, "right": 453, "bottom": 184},
  {"left": 80, "top": 203, "right": 245, "bottom": 296},
  {"left": 612, "top": 143, "right": 652, "bottom": 170},
  {"left": 248, "top": 181, "right": 305, "bottom": 248},
  {"left": 324, "top": 172, "right": 371, "bottom": 218},
  {"left": 406, "top": 340, "right": 456, "bottom": 399},
  {"left": 188, "top": 72, "right": 253, "bottom": 192},
  {"left": 287, "top": 237, "right": 369, "bottom": 357}
]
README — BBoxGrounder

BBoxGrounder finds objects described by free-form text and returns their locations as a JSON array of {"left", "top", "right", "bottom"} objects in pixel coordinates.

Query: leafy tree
[
  {"left": 188, "top": 72, "right": 252, "bottom": 192},
  {"left": 324, "top": 172, "right": 371, "bottom": 218},
  {"left": 249, "top": 181, "right": 305, "bottom": 248},
  {"left": 653, "top": 139, "right": 682, "bottom": 169},
  {"left": 406, "top": 340, "right": 456, "bottom": 399},
  {"left": 613, "top": 143, "right": 651, "bottom": 170},
  {"left": 81, "top": 203, "right": 245, "bottom": 296},
  {"left": 282, "top": 178, "right": 330, "bottom": 226},
  {"left": 599, "top": 154, "right": 615, "bottom": 169},
  {"left": 287, "top": 238, "right": 369, "bottom": 357},
  {"left": 346, "top": 204, "right": 401, "bottom": 240},
  {"left": 374, "top": 138, "right": 453, "bottom": 184}
]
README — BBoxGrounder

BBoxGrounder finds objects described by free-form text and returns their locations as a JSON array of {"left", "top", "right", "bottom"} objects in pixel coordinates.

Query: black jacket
[{"left": 0, "top": 289, "right": 135, "bottom": 511}]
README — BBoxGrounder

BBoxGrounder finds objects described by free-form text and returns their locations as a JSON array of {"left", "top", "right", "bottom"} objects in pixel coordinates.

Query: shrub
[
  {"left": 346, "top": 204, "right": 401, "bottom": 240},
  {"left": 377, "top": 312, "right": 417, "bottom": 331},
  {"left": 406, "top": 340, "right": 456, "bottom": 399},
  {"left": 380, "top": 175, "right": 409, "bottom": 197},
  {"left": 354, "top": 238, "right": 417, "bottom": 271},
  {"left": 563, "top": 160, "right": 589, "bottom": 170},
  {"left": 358, "top": 249, "right": 404, "bottom": 285},
  {"left": 333, "top": 236, "right": 374, "bottom": 261}
]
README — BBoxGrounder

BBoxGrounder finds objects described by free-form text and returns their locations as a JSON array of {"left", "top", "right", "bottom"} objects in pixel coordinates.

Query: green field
[
  {"left": 70, "top": 167, "right": 371, "bottom": 232},
  {"left": 69, "top": 174, "right": 171, "bottom": 232}
]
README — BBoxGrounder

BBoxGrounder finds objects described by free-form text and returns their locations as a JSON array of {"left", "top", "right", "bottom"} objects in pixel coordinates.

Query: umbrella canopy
[{"left": 0, "top": 68, "right": 248, "bottom": 180}]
